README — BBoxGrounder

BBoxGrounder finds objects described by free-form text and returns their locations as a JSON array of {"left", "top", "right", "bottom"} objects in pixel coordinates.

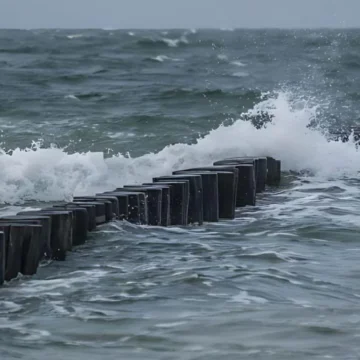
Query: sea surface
[{"left": 1, "top": 28, "right": 360, "bottom": 359}]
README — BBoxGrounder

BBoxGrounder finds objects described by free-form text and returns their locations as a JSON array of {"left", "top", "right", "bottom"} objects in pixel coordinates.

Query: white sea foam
[
  {"left": 163, "top": 36, "right": 188, "bottom": 47},
  {"left": 155, "top": 321, "right": 187, "bottom": 328},
  {"left": 230, "top": 290, "right": 268, "bottom": 304},
  {"left": 65, "top": 94, "right": 80, "bottom": 101},
  {"left": 233, "top": 71, "right": 249, "bottom": 77},
  {"left": 231, "top": 60, "right": 246, "bottom": 67},
  {"left": 152, "top": 55, "right": 169, "bottom": 62},
  {"left": 217, "top": 54, "right": 228, "bottom": 61},
  {"left": 0, "top": 91, "right": 359, "bottom": 204},
  {"left": 107, "top": 131, "right": 136, "bottom": 139},
  {"left": 66, "top": 34, "right": 83, "bottom": 39},
  {"left": 150, "top": 55, "right": 181, "bottom": 63}
]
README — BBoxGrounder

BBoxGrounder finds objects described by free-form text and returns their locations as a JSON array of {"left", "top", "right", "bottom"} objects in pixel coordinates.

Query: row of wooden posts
[{"left": 0, "top": 156, "right": 281, "bottom": 285}]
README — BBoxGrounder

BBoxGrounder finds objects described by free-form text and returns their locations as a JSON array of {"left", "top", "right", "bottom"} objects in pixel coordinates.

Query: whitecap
[
  {"left": 155, "top": 321, "right": 187, "bottom": 328},
  {"left": 65, "top": 94, "right": 80, "bottom": 101},
  {"left": 233, "top": 71, "right": 249, "bottom": 77},
  {"left": 21, "top": 329, "right": 51, "bottom": 341},
  {"left": 88, "top": 295, "right": 120, "bottom": 303},
  {"left": 151, "top": 55, "right": 170, "bottom": 63},
  {"left": 217, "top": 54, "right": 228, "bottom": 61},
  {"left": 66, "top": 34, "right": 83, "bottom": 39},
  {"left": 231, "top": 60, "right": 246, "bottom": 67},
  {"left": 230, "top": 290, "right": 268, "bottom": 304},
  {"left": 107, "top": 131, "right": 136, "bottom": 139},
  {"left": 163, "top": 35, "right": 188, "bottom": 47}
]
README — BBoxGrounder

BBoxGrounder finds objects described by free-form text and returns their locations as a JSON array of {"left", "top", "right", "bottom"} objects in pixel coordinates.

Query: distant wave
[
  {"left": 57, "top": 74, "right": 88, "bottom": 82},
  {"left": 231, "top": 60, "right": 246, "bottom": 67},
  {"left": 135, "top": 36, "right": 189, "bottom": 48},
  {"left": 145, "top": 55, "right": 182, "bottom": 63},
  {"left": 75, "top": 92, "right": 105, "bottom": 100},
  {"left": 217, "top": 54, "right": 228, "bottom": 61},
  {"left": 66, "top": 34, "right": 84, "bottom": 39},
  {"left": 64, "top": 95, "right": 80, "bottom": 101},
  {"left": 154, "top": 88, "right": 262, "bottom": 102},
  {"left": 0, "top": 46, "right": 40, "bottom": 54},
  {"left": 232, "top": 71, "right": 249, "bottom": 77},
  {"left": 64, "top": 92, "right": 106, "bottom": 101}
]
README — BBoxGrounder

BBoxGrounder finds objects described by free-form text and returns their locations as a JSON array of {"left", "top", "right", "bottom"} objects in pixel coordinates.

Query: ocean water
[{"left": 1, "top": 28, "right": 360, "bottom": 359}]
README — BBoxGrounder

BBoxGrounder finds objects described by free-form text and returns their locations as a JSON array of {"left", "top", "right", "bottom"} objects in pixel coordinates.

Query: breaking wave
[{"left": 0, "top": 91, "right": 358, "bottom": 204}]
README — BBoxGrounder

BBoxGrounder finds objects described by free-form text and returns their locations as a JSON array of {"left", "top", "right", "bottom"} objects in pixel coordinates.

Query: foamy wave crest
[
  {"left": 0, "top": 91, "right": 358, "bottom": 204},
  {"left": 232, "top": 71, "right": 249, "bottom": 77},
  {"left": 136, "top": 36, "right": 189, "bottom": 49},
  {"left": 162, "top": 36, "right": 189, "bottom": 47},
  {"left": 231, "top": 61, "right": 246, "bottom": 67},
  {"left": 66, "top": 34, "right": 83, "bottom": 39},
  {"left": 148, "top": 55, "right": 181, "bottom": 63},
  {"left": 64, "top": 95, "right": 80, "bottom": 101},
  {"left": 217, "top": 54, "right": 228, "bottom": 61}
]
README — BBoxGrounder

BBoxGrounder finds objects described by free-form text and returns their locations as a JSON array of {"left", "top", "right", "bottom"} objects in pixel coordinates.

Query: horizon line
[{"left": 1, "top": 26, "right": 360, "bottom": 31}]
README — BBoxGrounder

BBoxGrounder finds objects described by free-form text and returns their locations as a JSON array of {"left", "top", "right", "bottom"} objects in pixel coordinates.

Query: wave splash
[{"left": 0, "top": 91, "right": 358, "bottom": 204}]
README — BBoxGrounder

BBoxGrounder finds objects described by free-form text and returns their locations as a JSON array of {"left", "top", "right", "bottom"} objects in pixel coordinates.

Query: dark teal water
[{"left": 1, "top": 29, "right": 360, "bottom": 359}]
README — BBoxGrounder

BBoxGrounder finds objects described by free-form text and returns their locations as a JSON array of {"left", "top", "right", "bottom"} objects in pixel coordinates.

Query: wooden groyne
[{"left": 0, "top": 156, "right": 281, "bottom": 286}]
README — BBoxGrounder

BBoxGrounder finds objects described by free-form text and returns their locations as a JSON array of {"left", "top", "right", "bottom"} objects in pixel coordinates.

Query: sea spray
[{"left": 0, "top": 91, "right": 358, "bottom": 204}]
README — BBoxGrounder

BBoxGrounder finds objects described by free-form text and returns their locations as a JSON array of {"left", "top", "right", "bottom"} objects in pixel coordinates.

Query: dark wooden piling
[
  {"left": 211, "top": 162, "right": 256, "bottom": 206},
  {"left": 0, "top": 231, "right": 5, "bottom": 285},
  {"left": 0, "top": 224, "right": 42, "bottom": 280},
  {"left": 71, "top": 198, "right": 112, "bottom": 222},
  {"left": 0, "top": 215, "right": 52, "bottom": 259},
  {"left": 43, "top": 207, "right": 88, "bottom": 246},
  {"left": 21, "top": 224, "right": 43, "bottom": 276},
  {"left": 155, "top": 174, "right": 203, "bottom": 225},
  {"left": 265, "top": 156, "right": 277, "bottom": 185},
  {"left": 256, "top": 157, "right": 267, "bottom": 192},
  {"left": 54, "top": 203, "right": 96, "bottom": 232},
  {"left": 173, "top": 171, "right": 219, "bottom": 222},
  {"left": 0, "top": 224, "right": 25, "bottom": 281},
  {"left": 218, "top": 157, "right": 266, "bottom": 193},
  {"left": 17, "top": 211, "right": 73, "bottom": 261},
  {"left": 142, "top": 184, "right": 171, "bottom": 226},
  {"left": 96, "top": 192, "right": 128, "bottom": 220},
  {"left": 123, "top": 186, "right": 163, "bottom": 226},
  {"left": 110, "top": 190, "right": 148, "bottom": 224},
  {"left": 214, "top": 158, "right": 257, "bottom": 190},
  {"left": 102, "top": 191, "right": 142, "bottom": 224},
  {"left": 276, "top": 160, "right": 281, "bottom": 184},
  {"left": 151, "top": 180, "right": 189, "bottom": 226},
  {"left": 181, "top": 167, "right": 238, "bottom": 219},
  {"left": 66, "top": 201, "right": 105, "bottom": 225},
  {"left": 216, "top": 158, "right": 259, "bottom": 191},
  {"left": 74, "top": 196, "right": 119, "bottom": 218}
]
